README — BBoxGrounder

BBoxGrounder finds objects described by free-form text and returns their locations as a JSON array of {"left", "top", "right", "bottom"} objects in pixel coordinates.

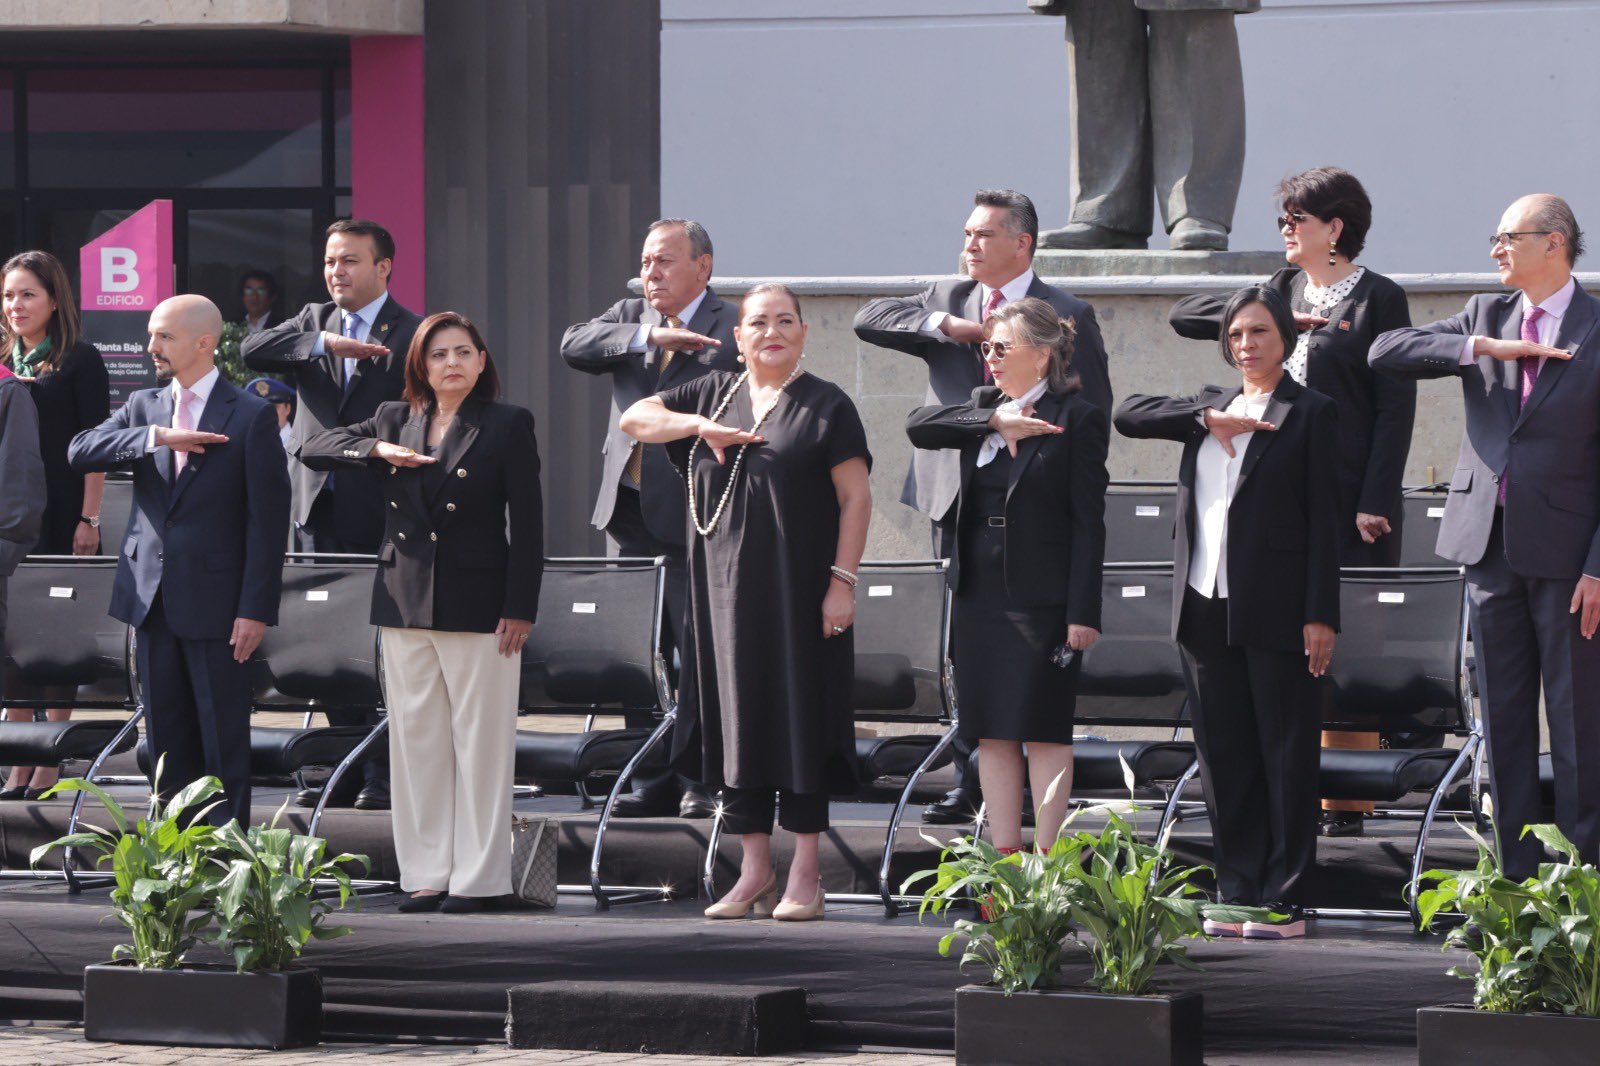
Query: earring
[
  {"left": 736, "top": 354, "right": 746, "bottom": 363},
  {"left": 1329, "top": 242, "right": 1338, "bottom": 267}
]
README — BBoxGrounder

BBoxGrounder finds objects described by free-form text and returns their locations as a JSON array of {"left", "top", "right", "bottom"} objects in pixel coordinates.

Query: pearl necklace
[{"left": 687, "top": 365, "right": 805, "bottom": 537}]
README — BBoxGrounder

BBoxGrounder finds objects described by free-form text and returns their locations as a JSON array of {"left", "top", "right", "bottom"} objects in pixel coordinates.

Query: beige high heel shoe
[
  {"left": 772, "top": 878, "right": 826, "bottom": 922},
  {"left": 704, "top": 872, "right": 778, "bottom": 919}
]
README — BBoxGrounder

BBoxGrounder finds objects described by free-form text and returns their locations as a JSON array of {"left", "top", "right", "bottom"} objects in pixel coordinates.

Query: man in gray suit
[
  {"left": 854, "top": 188, "right": 1112, "bottom": 824},
  {"left": 1370, "top": 194, "right": 1600, "bottom": 878},
  {"left": 1028, "top": 0, "right": 1258, "bottom": 251},
  {"left": 561, "top": 218, "right": 740, "bottom": 818}
]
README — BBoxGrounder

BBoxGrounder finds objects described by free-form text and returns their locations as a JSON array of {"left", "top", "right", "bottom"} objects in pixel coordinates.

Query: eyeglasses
[
  {"left": 242, "top": 286, "right": 270, "bottom": 296},
  {"left": 1276, "top": 212, "right": 1311, "bottom": 230},
  {"left": 979, "top": 340, "right": 1029, "bottom": 360},
  {"left": 1489, "top": 231, "right": 1554, "bottom": 250}
]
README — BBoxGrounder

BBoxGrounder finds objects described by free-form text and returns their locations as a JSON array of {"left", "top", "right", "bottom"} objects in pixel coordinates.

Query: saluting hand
[
  {"left": 940, "top": 316, "right": 986, "bottom": 345},
  {"left": 1292, "top": 311, "right": 1329, "bottom": 332},
  {"left": 1304, "top": 623, "right": 1335, "bottom": 678},
  {"left": 989, "top": 404, "right": 1062, "bottom": 458},
  {"left": 697, "top": 418, "right": 764, "bottom": 465},
  {"left": 1475, "top": 336, "right": 1571, "bottom": 363},
  {"left": 323, "top": 332, "right": 391, "bottom": 361},
  {"left": 648, "top": 326, "right": 721, "bottom": 352},
  {"left": 156, "top": 427, "right": 229, "bottom": 453},
  {"left": 1203, "top": 408, "right": 1276, "bottom": 459},
  {"left": 374, "top": 442, "right": 437, "bottom": 468}
]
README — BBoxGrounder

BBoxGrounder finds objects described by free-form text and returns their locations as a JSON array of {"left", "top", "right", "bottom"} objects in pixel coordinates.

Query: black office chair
[{"left": 1103, "top": 481, "right": 1178, "bottom": 565}]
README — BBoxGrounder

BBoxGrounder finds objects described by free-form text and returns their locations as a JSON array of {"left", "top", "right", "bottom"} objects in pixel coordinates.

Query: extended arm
[
  {"left": 1113, "top": 392, "right": 1212, "bottom": 443},
  {"left": 852, "top": 286, "right": 941, "bottom": 357},
  {"left": 298, "top": 414, "right": 386, "bottom": 471},
  {"left": 561, "top": 300, "right": 650, "bottom": 375},
  {"left": 67, "top": 399, "right": 148, "bottom": 473}
]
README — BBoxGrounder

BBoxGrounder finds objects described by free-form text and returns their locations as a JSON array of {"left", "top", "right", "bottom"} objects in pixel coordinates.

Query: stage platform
[{"left": 0, "top": 770, "right": 1484, "bottom": 1062}]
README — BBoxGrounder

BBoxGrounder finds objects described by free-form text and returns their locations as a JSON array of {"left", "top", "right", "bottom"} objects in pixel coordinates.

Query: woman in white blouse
[{"left": 1115, "top": 286, "right": 1342, "bottom": 941}]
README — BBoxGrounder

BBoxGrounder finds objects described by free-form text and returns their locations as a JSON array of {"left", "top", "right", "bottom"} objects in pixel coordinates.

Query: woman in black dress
[
  {"left": 1, "top": 251, "right": 110, "bottom": 800},
  {"left": 1169, "top": 167, "right": 1417, "bottom": 837},
  {"left": 906, "top": 297, "right": 1109, "bottom": 854},
  {"left": 620, "top": 283, "right": 872, "bottom": 922}
]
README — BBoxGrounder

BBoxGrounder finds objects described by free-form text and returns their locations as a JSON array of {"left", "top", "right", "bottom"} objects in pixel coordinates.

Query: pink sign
[{"left": 80, "top": 199, "right": 174, "bottom": 313}]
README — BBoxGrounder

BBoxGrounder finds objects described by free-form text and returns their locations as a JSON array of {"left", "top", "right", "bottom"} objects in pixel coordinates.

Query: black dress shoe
[
  {"left": 679, "top": 783, "right": 716, "bottom": 819},
  {"left": 24, "top": 785, "right": 57, "bottom": 801},
  {"left": 354, "top": 780, "right": 391, "bottom": 811},
  {"left": 0, "top": 785, "right": 28, "bottom": 801},
  {"left": 397, "top": 892, "right": 447, "bottom": 914},
  {"left": 1320, "top": 811, "right": 1365, "bottom": 838},
  {"left": 923, "top": 787, "right": 982, "bottom": 825},
  {"left": 440, "top": 895, "right": 488, "bottom": 914},
  {"left": 610, "top": 779, "right": 680, "bottom": 818}
]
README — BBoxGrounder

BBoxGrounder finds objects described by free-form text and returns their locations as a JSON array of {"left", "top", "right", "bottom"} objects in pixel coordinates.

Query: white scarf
[{"left": 977, "top": 378, "right": 1050, "bottom": 468}]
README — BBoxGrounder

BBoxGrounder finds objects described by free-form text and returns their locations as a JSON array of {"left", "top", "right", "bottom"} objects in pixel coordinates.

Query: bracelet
[{"left": 829, "top": 565, "right": 858, "bottom": 589}]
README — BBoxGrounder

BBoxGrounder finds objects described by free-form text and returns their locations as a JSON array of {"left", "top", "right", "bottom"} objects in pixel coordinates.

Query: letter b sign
[{"left": 101, "top": 248, "right": 140, "bottom": 293}]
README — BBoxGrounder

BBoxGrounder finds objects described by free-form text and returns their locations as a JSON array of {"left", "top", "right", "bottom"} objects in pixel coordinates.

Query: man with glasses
[
  {"left": 1371, "top": 194, "right": 1600, "bottom": 877},
  {"left": 239, "top": 270, "right": 280, "bottom": 333},
  {"left": 854, "top": 188, "right": 1112, "bottom": 825}
]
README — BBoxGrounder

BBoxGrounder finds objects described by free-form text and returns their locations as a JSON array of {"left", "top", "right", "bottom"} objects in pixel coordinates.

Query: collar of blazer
[
  {"left": 166, "top": 376, "right": 239, "bottom": 509},
  {"left": 1512, "top": 281, "right": 1597, "bottom": 428},
  {"left": 1204, "top": 375, "right": 1301, "bottom": 488},
  {"left": 398, "top": 394, "right": 488, "bottom": 507},
  {"left": 1289, "top": 265, "right": 1374, "bottom": 330},
  {"left": 965, "top": 384, "right": 1072, "bottom": 504},
  {"left": 641, "top": 288, "right": 725, "bottom": 386}
]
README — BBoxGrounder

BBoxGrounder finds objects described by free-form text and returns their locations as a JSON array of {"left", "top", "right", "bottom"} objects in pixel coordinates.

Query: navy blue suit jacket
[{"left": 68, "top": 375, "right": 291, "bottom": 640}]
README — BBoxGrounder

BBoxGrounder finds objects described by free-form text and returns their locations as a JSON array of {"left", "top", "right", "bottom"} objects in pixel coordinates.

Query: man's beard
[{"left": 154, "top": 363, "right": 173, "bottom": 382}]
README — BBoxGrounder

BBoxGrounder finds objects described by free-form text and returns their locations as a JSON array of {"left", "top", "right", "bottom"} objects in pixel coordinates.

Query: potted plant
[
  {"left": 31, "top": 768, "right": 367, "bottom": 1050},
  {"left": 907, "top": 802, "right": 1258, "bottom": 1066},
  {"left": 1416, "top": 821, "right": 1600, "bottom": 1065}
]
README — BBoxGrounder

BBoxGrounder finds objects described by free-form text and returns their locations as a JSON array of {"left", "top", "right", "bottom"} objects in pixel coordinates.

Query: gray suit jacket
[
  {"left": 854, "top": 275, "right": 1113, "bottom": 523},
  {"left": 1029, "top": 0, "right": 1259, "bottom": 13},
  {"left": 1369, "top": 283, "right": 1600, "bottom": 579},
  {"left": 560, "top": 288, "right": 741, "bottom": 546}
]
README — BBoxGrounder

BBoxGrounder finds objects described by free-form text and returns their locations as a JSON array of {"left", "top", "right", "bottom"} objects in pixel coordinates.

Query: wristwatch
[{"left": 80, "top": 514, "right": 99, "bottom": 528}]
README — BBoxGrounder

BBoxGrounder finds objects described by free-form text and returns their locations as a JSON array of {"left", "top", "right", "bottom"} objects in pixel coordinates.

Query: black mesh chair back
[
  {"left": 1399, "top": 487, "right": 1453, "bottom": 568},
  {"left": 1103, "top": 482, "right": 1178, "bottom": 565},
  {"left": 851, "top": 561, "right": 951, "bottom": 722},
  {"left": 96, "top": 473, "right": 135, "bottom": 557},
  {"left": 1323, "top": 568, "right": 1467, "bottom": 734},
  {"left": 520, "top": 558, "right": 664, "bottom": 714},
  {"left": 2, "top": 558, "right": 130, "bottom": 708},
  {"left": 1076, "top": 564, "right": 1188, "bottom": 726},
  {"left": 254, "top": 557, "right": 383, "bottom": 711}
]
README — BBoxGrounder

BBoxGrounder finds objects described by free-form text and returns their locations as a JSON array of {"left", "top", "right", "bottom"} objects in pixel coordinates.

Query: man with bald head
[
  {"left": 71, "top": 295, "right": 290, "bottom": 826},
  {"left": 1371, "top": 194, "right": 1600, "bottom": 876}
]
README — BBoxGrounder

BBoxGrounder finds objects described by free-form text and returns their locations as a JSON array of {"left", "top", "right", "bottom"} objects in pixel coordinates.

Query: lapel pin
[
  {"left": 1338, "top": 320, "right": 1351, "bottom": 331},
  {"left": 380, "top": 323, "right": 390, "bottom": 333}
]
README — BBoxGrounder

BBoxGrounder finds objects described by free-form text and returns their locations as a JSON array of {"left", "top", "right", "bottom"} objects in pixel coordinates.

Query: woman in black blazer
[
  {"left": 302, "top": 312, "right": 543, "bottom": 914},
  {"left": 1, "top": 251, "right": 110, "bottom": 800},
  {"left": 906, "top": 297, "right": 1109, "bottom": 855},
  {"left": 1169, "top": 168, "right": 1414, "bottom": 837},
  {"left": 1116, "top": 287, "right": 1341, "bottom": 940}
]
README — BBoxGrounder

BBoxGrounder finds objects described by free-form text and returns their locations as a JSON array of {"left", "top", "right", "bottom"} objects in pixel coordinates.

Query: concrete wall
[
  {"left": 686, "top": 273, "right": 1600, "bottom": 561},
  {"left": 662, "top": 0, "right": 1600, "bottom": 277},
  {"left": 0, "top": 0, "right": 422, "bottom": 32}
]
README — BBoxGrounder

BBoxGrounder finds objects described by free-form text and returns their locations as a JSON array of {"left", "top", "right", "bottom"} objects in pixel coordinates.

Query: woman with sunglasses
[
  {"left": 1169, "top": 167, "right": 1417, "bottom": 838},
  {"left": 906, "top": 296, "right": 1108, "bottom": 855}
]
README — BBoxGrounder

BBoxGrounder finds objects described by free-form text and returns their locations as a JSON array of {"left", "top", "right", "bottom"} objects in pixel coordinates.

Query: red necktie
[
  {"left": 1500, "top": 305, "right": 1547, "bottom": 504},
  {"left": 980, "top": 289, "right": 1004, "bottom": 382}
]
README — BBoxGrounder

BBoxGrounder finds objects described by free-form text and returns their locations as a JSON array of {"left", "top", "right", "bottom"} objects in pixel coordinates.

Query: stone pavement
[{"left": 0, "top": 1027, "right": 951, "bottom": 1066}]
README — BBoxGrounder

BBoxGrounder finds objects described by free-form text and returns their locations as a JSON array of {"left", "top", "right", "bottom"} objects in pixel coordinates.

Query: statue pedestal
[{"left": 1032, "top": 248, "right": 1285, "bottom": 278}]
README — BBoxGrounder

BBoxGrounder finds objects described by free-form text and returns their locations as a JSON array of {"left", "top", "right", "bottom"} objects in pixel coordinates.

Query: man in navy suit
[{"left": 70, "top": 295, "right": 290, "bottom": 826}]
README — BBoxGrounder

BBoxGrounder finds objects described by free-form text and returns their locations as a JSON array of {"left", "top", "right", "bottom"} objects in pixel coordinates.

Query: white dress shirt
[
  {"left": 1459, "top": 276, "right": 1576, "bottom": 366},
  {"left": 144, "top": 366, "right": 222, "bottom": 453},
  {"left": 311, "top": 291, "right": 391, "bottom": 388},
  {"left": 1286, "top": 267, "right": 1365, "bottom": 385},
  {"left": 1188, "top": 392, "right": 1271, "bottom": 599},
  {"left": 629, "top": 287, "right": 709, "bottom": 352},
  {"left": 244, "top": 311, "right": 271, "bottom": 333},
  {"left": 921, "top": 269, "right": 1037, "bottom": 338},
  {"left": 977, "top": 376, "right": 1050, "bottom": 468}
]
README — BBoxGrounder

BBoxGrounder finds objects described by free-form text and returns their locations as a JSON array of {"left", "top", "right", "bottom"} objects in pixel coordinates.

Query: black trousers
[
  {"left": 1468, "top": 510, "right": 1600, "bottom": 878},
  {"left": 932, "top": 515, "right": 981, "bottom": 792},
  {"left": 720, "top": 787, "right": 829, "bottom": 835},
  {"left": 1177, "top": 589, "right": 1318, "bottom": 906},
  {"left": 137, "top": 594, "right": 254, "bottom": 827},
  {"left": 605, "top": 484, "right": 692, "bottom": 793}
]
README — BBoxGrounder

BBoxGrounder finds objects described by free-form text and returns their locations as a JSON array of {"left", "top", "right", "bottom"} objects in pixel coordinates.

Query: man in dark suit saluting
[
  {"left": 69, "top": 295, "right": 290, "bottom": 827},
  {"left": 854, "top": 188, "right": 1113, "bottom": 825},
  {"left": 1370, "top": 194, "right": 1600, "bottom": 878},
  {"left": 242, "top": 219, "right": 420, "bottom": 811},
  {"left": 562, "top": 218, "right": 740, "bottom": 818}
]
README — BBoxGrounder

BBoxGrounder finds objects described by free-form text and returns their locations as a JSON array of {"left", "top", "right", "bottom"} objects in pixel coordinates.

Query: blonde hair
[{"left": 983, "top": 296, "right": 1078, "bottom": 393}]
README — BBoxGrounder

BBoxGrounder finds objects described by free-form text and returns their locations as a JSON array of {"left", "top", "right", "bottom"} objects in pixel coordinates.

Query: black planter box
[
  {"left": 955, "top": 984, "right": 1202, "bottom": 1066},
  {"left": 83, "top": 963, "right": 322, "bottom": 1049},
  {"left": 1418, "top": 1004, "right": 1600, "bottom": 1066}
]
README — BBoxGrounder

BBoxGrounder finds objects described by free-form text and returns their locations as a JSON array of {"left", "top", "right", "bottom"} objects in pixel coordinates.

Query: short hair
[
  {"left": 1, "top": 250, "right": 80, "bottom": 373},
  {"left": 647, "top": 218, "right": 713, "bottom": 260},
  {"left": 240, "top": 269, "right": 278, "bottom": 298},
  {"left": 327, "top": 218, "right": 396, "bottom": 264},
  {"left": 1527, "top": 195, "right": 1586, "bottom": 266},
  {"left": 403, "top": 311, "right": 502, "bottom": 415},
  {"left": 740, "top": 282, "right": 803, "bottom": 324},
  {"left": 983, "top": 296, "right": 1078, "bottom": 394},
  {"left": 1276, "top": 167, "right": 1373, "bottom": 261},
  {"left": 974, "top": 188, "right": 1039, "bottom": 254},
  {"left": 1218, "top": 286, "right": 1298, "bottom": 370}
]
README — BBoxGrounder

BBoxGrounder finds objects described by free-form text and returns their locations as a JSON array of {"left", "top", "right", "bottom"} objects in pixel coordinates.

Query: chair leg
[
  {"left": 878, "top": 724, "right": 958, "bottom": 918},
  {"left": 1158, "top": 760, "right": 1202, "bottom": 847},
  {"left": 589, "top": 711, "right": 676, "bottom": 910},
  {"left": 702, "top": 805, "right": 726, "bottom": 904},
  {"left": 309, "top": 718, "right": 389, "bottom": 839},
  {"left": 1408, "top": 735, "right": 1480, "bottom": 931},
  {"left": 63, "top": 706, "right": 147, "bottom": 893}
]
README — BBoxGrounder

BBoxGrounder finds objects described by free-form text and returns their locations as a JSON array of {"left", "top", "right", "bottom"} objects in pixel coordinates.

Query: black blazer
[
  {"left": 299, "top": 396, "right": 543, "bottom": 633},
  {"left": 855, "top": 274, "right": 1114, "bottom": 523},
  {"left": 1114, "top": 376, "right": 1341, "bottom": 654},
  {"left": 17, "top": 339, "right": 110, "bottom": 553},
  {"left": 1169, "top": 267, "right": 1416, "bottom": 565},
  {"left": 560, "top": 288, "right": 741, "bottom": 546},
  {"left": 241, "top": 294, "right": 422, "bottom": 543},
  {"left": 906, "top": 386, "right": 1109, "bottom": 629}
]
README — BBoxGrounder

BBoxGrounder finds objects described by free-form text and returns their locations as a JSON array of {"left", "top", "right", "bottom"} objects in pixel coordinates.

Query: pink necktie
[
  {"left": 1500, "top": 306, "right": 1546, "bottom": 504},
  {"left": 980, "top": 289, "right": 1005, "bottom": 383},
  {"left": 174, "top": 387, "right": 196, "bottom": 474}
]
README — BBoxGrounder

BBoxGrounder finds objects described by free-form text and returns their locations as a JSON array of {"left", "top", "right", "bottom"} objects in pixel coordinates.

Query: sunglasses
[
  {"left": 980, "top": 340, "right": 1034, "bottom": 360},
  {"left": 1276, "top": 211, "right": 1312, "bottom": 230}
]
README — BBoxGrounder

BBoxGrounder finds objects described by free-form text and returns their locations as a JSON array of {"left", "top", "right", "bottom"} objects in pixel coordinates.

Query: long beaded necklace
[{"left": 687, "top": 364, "right": 805, "bottom": 537}]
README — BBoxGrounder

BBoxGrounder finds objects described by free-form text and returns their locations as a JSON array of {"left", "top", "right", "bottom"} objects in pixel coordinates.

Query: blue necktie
[{"left": 341, "top": 313, "right": 363, "bottom": 397}]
